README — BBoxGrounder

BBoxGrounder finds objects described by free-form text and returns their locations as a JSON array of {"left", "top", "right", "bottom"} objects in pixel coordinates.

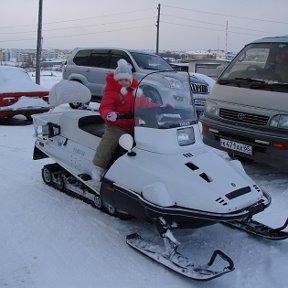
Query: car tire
[{"left": 69, "top": 102, "right": 83, "bottom": 109}]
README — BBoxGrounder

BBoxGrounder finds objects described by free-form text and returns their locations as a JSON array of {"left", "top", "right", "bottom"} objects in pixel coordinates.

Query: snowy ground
[{"left": 0, "top": 72, "right": 287, "bottom": 288}]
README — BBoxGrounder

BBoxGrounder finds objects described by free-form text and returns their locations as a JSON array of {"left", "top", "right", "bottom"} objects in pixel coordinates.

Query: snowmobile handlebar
[{"left": 117, "top": 112, "right": 134, "bottom": 119}]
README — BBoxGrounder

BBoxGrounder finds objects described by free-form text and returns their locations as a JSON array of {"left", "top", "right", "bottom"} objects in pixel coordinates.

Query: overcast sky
[{"left": 1, "top": 0, "right": 288, "bottom": 53}]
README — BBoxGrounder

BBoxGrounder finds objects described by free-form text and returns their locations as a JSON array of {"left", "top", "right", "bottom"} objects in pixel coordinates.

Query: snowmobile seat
[{"left": 78, "top": 115, "right": 105, "bottom": 138}]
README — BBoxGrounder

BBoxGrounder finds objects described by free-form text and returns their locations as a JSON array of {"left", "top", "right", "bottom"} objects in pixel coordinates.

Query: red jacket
[{"left": 99, "top": 73, "right": 158, "bottom": 133}]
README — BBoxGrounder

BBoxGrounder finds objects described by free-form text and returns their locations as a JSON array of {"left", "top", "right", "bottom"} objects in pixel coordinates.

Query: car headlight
[
  {"left": 165, "top": 77, "right": 184, "bottom": 90},
  {"left": 269, "top": 114, "right": 288, "bottom": 129},
  {"left": 204, "top": 100, "right": 219, "bottom": 117},
  {"left": 177, "top": 127, "right": 195, "bottom": 146}
]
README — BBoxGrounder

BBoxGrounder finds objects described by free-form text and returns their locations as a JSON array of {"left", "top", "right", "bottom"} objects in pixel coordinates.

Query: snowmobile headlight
[
  {"left": 177, "top": 127, "right": 195, "bottom": 146},
  {"left": 269, "top": 114, "right": 288, "bottom": 129}
]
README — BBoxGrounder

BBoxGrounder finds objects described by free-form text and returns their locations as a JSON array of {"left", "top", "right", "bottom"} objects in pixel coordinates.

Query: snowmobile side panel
[
  {"left": 101, "top": 180, "right": 270, "bottom": 228},
  {"left": 101, "top": 181, "right": 147, "bottom": 219}
]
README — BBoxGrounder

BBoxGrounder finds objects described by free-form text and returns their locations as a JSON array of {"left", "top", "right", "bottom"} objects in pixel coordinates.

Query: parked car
[
  {"left": 62, "top": 48, "right": 213, "bottom": 115},
  {"left": 200, "top": 35, "right": 288, "bottom": 169},
  {"left": 0, "top": 66, "right": 49, "bottom": 120},
  {"left": 188, "top": 72, "right": 215, "bottom": 117}
]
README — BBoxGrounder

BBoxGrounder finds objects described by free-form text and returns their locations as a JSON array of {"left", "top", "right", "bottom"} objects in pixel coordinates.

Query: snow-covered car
[{"left": 0, "top": 66, "right": 49, "bottom": 120}]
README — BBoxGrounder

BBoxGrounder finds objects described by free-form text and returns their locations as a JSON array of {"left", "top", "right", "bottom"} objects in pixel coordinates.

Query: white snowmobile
[{"left": 32, "top": 72, "right": 288, "bottom": 281}]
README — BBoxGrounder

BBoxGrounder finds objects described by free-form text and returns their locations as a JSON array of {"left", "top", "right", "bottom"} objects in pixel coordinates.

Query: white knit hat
[{"left": 114, "top": 59, "right": 133, "bottom": 83}]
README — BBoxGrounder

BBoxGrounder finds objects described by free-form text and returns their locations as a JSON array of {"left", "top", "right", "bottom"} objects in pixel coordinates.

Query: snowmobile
[{"left": 32, "top": 72, "right": 288, "bottom": 281}]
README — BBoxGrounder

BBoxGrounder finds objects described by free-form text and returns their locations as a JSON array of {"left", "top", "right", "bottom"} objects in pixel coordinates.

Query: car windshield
[
  {"left": 218, "top": 42, "right": 288, "bottom": 92},
  {"left": 134, "top": 71, "right": 197, "bottom": 129},
  {"left": 130, "top": 52, "right": 173, "bottom": 71}
]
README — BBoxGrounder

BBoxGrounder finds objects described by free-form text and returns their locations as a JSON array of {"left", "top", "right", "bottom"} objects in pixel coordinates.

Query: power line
[
  {"left": 161, "top": 13, "right": 283, "bottom": 36},
  {"left": 162, "top": 4, "right": 288, "bottom": 26},
  {"left": 0, "top": 16, "right": 155, "bottom": 35},
  {"left": 0, "top": 7, "right": 155, "bottom": 29},
  {"left": 0, "top": 24, "right": 152, "bottom": 43},
  {"left": 161, "top": 20, "right": 269, "bottom": 38}
]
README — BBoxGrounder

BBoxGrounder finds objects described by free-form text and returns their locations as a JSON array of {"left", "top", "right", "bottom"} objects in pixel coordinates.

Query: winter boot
[
  {"left": 91, "top": 166, "right": 106, "bottom": 192},
  {"left": 91, "top": 166, "right": 106, "bottom": 181}
]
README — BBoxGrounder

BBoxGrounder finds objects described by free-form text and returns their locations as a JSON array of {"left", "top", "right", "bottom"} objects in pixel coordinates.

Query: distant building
[
  {"left": 3, "top": 50, "right": 11, "bottom": 61},
  {"left": 188, "top": 59, "right": 230, "bottom": 79},
  {"left": 41, "top": 59, "right": 66, "bottom": 71},
  {"left": 171, "top": 59, "right": 230, "bottom": 79},
  {"left": 16, "top": 52, "right": 35, "bottom": 67}
]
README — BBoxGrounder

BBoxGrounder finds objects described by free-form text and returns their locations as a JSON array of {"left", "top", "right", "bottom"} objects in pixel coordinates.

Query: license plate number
[
  {"left": 220, "top": 139, "right": 253, "bottom": 155},
  {"left": 194, "top": 99, "right": 206, "bottom": 105}
]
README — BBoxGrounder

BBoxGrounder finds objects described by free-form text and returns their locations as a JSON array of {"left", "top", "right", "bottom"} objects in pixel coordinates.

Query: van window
[
  {"left": 219, "top": 42, "right": 288, "bottom": 90},
  {"left": 230, "top": 48, "right": 270, "bottom": 73}
]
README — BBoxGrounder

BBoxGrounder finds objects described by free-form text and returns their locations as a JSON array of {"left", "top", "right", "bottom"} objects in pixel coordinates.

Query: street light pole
[
  {"left": 156, "top": 3, "right": 160, "bottom": 55},
  {"left": 35, "top": 0, "right": 43, "bottom": 84}
]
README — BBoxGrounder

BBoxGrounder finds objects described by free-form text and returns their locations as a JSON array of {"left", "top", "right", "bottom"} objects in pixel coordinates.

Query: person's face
[{"left": 117, "top": 79, "right": 131, "bottom": 88}]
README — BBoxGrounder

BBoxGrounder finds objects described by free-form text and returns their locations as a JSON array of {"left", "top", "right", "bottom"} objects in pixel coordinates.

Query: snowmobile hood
[{"left": 106, "top": 126, "right": 264, "bottom": 214}]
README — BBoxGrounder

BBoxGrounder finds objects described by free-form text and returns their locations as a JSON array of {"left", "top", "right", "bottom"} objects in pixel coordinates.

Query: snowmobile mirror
[{"left": 119, "top": 134, "right": 134, "bottom": 152}]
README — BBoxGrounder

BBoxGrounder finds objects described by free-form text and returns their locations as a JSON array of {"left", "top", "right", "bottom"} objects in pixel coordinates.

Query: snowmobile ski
[
  {"left": 226, "top": 217, "right": 288, "bottom": 240},
  {"left": 126, "top": 233, "right": 234, "bottom": 281}
]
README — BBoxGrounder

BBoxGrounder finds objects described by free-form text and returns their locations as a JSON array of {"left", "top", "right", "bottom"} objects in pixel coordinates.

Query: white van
[{"left": 201, "top": 36, "right": 288, "bottom": 169}]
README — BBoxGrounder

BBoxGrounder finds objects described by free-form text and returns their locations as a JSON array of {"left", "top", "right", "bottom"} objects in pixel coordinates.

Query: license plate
[
  {"left": 220, "top": 139, "right": 253, "bottom": 155},
  {"left": 194, "top": 99, "right": 206, "bottom": 105}
]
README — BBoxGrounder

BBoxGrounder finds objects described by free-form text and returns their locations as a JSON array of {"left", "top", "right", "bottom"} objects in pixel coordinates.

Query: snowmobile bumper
[{"left": 33, "top": 146, "right": 49, "bottom": 160}]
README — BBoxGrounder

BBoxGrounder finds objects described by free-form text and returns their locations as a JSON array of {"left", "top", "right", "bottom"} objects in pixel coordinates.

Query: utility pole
[
  {"left": 36, "top": 0, "right": 43, "bottom": 84},
  {"left": 225, "top": 20, "right": 228, "bottom": 57},
  {"left": 156, "top": 3, "right": 161, "bottom": 55}
]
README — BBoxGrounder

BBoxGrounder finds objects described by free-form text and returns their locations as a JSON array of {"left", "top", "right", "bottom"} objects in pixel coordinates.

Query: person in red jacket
[{"left": 91, "top": 58, "right": 158, "bottom": 182}]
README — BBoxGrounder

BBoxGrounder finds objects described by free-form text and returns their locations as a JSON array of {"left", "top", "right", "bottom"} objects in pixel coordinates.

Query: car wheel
[
  {"left": 25, "top": 115, "right": 33, "bottom": 121},
  {"left": 69, "top": 102, "right": 83, "bottom": 109}
]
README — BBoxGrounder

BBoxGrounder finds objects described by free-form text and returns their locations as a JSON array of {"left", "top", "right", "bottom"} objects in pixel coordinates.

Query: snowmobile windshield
[
  {"left": 218, "top": 42, "right": 288, "bottom": 92},
  {"left": 134, "top": 71, "right": 197, "bottom": 129}
]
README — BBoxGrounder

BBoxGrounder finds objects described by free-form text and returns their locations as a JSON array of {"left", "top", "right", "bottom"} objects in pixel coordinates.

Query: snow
[
  {"left": 48, "top": 80, "right": 91, "bottom": 107},
  {"left": 0, "top": 67, "right": 48, "bottom": 93},
  {"left": 189, "top": 72, "right": 216, "bottom": 89},
  {"left": 0, "top": 96, "right": 49, "bottom": 111},
  {"left": 0, "top": 71, "right": 287, "bottom": 287}
]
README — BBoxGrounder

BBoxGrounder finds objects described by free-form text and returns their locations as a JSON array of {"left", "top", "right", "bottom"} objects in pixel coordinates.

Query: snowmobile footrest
[{"left": 126, "top": 233, "right": 234, "bottom": 281}]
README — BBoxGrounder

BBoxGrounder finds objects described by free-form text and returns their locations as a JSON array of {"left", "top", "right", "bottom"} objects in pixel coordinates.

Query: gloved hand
[{"left": 106, "top": 112, "right": 118, "bottom": 122}]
